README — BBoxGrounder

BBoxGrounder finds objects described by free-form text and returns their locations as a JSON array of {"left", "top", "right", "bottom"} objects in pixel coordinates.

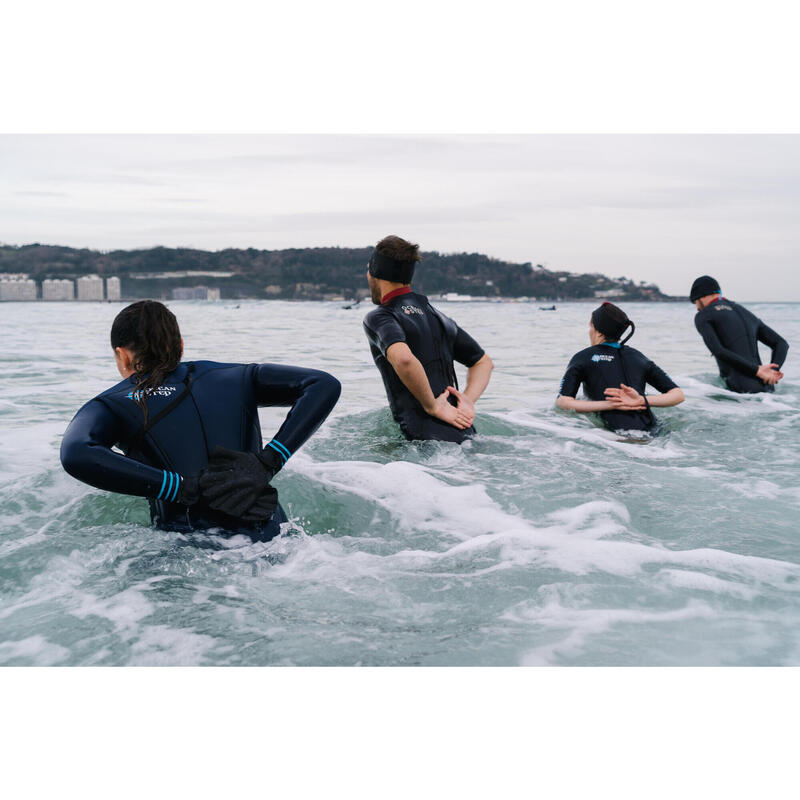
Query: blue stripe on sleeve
[
  {"left": 157, "top": 470, "right": 168, "bottom": 499},
  {"left": 269, "top": 439, "right": 292, "bottom": 460},
  {"left": 169, "top": 473, "right": 181, "bottom": 502},
  {"left": 164, "top": 472, "right": 174, "bottom": 501},
  {"left": 267, "top": 441, "right": 288, "bottom": 463}
]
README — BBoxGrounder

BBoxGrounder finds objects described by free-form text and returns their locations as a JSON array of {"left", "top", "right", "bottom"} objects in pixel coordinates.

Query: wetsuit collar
[
  {"left": 707, "top": 294, "right": 725, "bottom": 306},
  {"left": 601, "top": 341, "right": 622, "bottom": 349},
  {"left": 381, "top": 286, "right": 412, "bottom": 305}
]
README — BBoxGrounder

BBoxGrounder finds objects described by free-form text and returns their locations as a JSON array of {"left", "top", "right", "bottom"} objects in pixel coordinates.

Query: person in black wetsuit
[
  {"left": 557, "top": 302, "right": 685, "bottom": 433},
  {"left": 690, "top": 275, "right": 788, "bottom": 393},
  {"left": 60, "top": 300, "right": 341, "bottom": 541},
  {"left": 362, "top": 235, "right": 494, "bottom": 443}
]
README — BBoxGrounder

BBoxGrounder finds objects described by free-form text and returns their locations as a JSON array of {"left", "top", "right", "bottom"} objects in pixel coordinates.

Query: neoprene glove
[
  {"left": 175, "top": 474, "right": 200, "bottom": 506},
  {"left": 198, "top": 446, "right": 282, "bottom": 521}
]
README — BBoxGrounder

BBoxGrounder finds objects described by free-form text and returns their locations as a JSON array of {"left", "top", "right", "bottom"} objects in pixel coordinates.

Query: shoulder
[
  {"left": 622, "top": 346, "right": 649, "bottom": 362},
  {"left": 567, "top": 346, "right": 596, "bottom": 364},
  {"left": 364, "top": 305, "right": 398, "bottom": 327},
  {"left": 96, "top": 376, "right": 135, "bottom": 401}
]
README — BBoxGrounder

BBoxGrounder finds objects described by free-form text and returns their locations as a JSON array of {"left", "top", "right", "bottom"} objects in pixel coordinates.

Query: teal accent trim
[
  {"left": 158, "top": 471, "right": 168, "bottom": 499},
  {"left": 164, "top": 472, "right": 174, "bottom": 501},
  {"left": 601, "top": 342, "right": 622, "bottom": 349},
  {"left": 267, "top": 441, "right": 289, "bottom": 463},
  {"left": 270, "top": 439, "right": 292, "bottom": 459},
  {"left": 169, "top": 474, "right": 181, "bottom": 502}
]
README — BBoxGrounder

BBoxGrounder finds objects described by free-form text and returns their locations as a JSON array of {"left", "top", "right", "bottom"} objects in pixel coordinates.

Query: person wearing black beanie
[
  {"left": 363, "top": 235, "right": 494, "bottom": 442},
  {"left": 556, "top": 302, "right": 685, "bottom": 434},
  {"left": 690, "top": 276, "right": 788, "bottom": 393}
]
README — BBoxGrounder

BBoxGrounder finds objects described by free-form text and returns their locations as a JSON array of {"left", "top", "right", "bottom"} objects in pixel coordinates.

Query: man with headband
[
  {"left": 363, "top": 235, "right": 494, "bottom": 442},
  {"left": 690, "top": 275, "right": 788, "bottom": 393},
  {"left": 556, "top": 302, "right": 685, "bottom": 434}
]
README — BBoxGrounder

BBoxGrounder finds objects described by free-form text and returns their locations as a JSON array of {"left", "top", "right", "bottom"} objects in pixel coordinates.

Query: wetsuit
[
  {"left": 60, "top": 361, "right": 341, "bottom": 540},
  {"left": 363, "top": 288, "right": 485, "bottom": 442},
  {"left": 558, "top": 343, "right": 678, "bottom": 432},
  {"left": 694, "top": 297, "right": 788, "bottom": 393}
]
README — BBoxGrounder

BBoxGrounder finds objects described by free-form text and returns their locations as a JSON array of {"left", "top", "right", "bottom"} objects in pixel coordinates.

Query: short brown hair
[{"left": 376, "top": 235, "right": 422, "bottom": 264}]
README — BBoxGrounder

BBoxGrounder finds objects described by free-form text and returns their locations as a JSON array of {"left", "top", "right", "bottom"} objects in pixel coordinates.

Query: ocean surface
[{"left": 1, "top": 300, "right": 798, "bottom": 666}]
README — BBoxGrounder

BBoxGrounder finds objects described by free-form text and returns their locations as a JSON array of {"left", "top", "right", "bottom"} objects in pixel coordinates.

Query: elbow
[
  {"left": 674, "top": 388, "right": 686, "bottom": 405},
  {"left": 483, "top": 354, "right": 494, "bottom": 372},
  {"left": 316, "top": 371, "right": 342, "bottom": 408},
  {"left": 60, "top": 437, "right": 84, "bottom": 480},
  {"left": 556, "top": 395, "right": 570, "bottom": 410}
]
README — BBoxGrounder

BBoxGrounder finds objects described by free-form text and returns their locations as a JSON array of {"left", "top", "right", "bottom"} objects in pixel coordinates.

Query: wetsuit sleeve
[
  {"left": 644, "top": 361, "right": 679, "bottom": 394},
  {"left": 452, "top": 325, "right": 486, "bottom": 367},
  {"left": 558, "top": 357, "right": 583, "bottom": 398},
  {"left": 60, "top": 399, "right": 182, "bottom": 499},
  {"left": 757, "top": 321, "right": 789, "bottom": 368},
  {"left": 363, "top": 309, "right": 406, "bottom": 356},
  {"left": 694, "top": 313, "right": 759, "bottom": 377},
  {"left": 253, "top": 364, "right": 341, "bottom": 462}
]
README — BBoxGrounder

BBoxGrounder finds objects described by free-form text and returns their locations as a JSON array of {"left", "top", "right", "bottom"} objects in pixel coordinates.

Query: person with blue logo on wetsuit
[
  {"left": 60, "top": 300, "right": 341, "bottom": 541},
  {"left": 690, "top": 275, "right": 788, "bottom": 394},
  {"left": 363, "top": 235, "right": 494, "bottom": 442},
  {"left": 556, "top": 302, "right": 685, "bottom": 433}
]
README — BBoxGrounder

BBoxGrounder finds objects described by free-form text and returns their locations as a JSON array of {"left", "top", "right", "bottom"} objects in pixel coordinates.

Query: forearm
[
  {"left": 557, "top": 395, "right": 614, "bottom": 413},
  {"left": 266, "top": 368, "right": 342, "bottom": 459},
  {"left": 392, "top": 357, "right": 437, "bottom": 413},
  {"left": 645, "top": 388, "right": 685, "bottom": 407},
  {"left": 463, "top": 355, "right": 493, "bottom": 403}
]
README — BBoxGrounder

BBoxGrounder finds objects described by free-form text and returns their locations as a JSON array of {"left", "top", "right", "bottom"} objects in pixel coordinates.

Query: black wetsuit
[
  {"left": 694, "top": 297, "right": 788, "bottom": 393},
  {"left": 558, "top": 343, "right": 678, "bottom": 433},
  {"left": 60, "top": 361, "right": 341, "bottom": 540},
  {"left": 363, "top": 289, "right": 485, "bottom": 442}
]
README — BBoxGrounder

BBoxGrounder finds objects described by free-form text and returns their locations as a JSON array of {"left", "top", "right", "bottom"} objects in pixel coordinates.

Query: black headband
[
  {"left": 368, "top": 249, "right": 416, "bottom": 284},
  {"left": 592, "top": 303, "right": 635, "bottom": 344}
]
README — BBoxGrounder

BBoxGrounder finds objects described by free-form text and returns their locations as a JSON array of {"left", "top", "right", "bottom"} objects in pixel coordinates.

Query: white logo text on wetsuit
[
  {"left": 127, "top": 385, "right": 178, "bottom": 401},
  {"left": 591, "top": 354, "right": 615, "bottom": 362},
  {"left": 401, "top": 305, "right": 424, "bottom": 316}
]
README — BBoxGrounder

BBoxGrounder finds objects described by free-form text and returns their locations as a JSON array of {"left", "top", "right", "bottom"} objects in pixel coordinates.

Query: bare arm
[
  {"left": 604, "top": 385, "right": 685, "bottom": 408},
  {"left": 463, "top": 354, "right": 493, "bottom": 403},
  {"left": 556, "top": 395, "right": 626, "bottom": 413},
  {"left": 386, "top": 342, "right": 470, "bottom": 429}
]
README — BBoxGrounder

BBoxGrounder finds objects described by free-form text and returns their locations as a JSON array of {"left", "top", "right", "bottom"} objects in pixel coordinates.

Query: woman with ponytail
[
  {"left": 61, "top": 300, "right": 340, "bottom": 540},
  {"left": 556, "top": 302, "right": 685, "bottom": 434}
]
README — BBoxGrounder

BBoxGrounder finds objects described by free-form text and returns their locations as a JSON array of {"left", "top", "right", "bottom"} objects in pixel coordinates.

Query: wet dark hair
[
  {"left": 591, "top": 302, "right": 635, "bottom": 344},
  {"left": 375, "top": 235, "right": 422, "bottom": 265},
  {"left": 110, "top": 300, "right": 182, "bottom": 423}
]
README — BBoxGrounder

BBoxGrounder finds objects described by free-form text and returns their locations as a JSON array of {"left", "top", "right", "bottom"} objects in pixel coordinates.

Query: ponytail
[{"left": 110, "top": 300, "right": 182, "bottom": 424}]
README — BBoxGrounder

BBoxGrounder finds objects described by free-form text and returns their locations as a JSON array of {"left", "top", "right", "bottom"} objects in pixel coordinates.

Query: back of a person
[
  {"left": 694, "top": 299, "right": 767, "bottom": 393},
  {"left": 365, "top": 291, "right": 472, "bottom": 442},
  {"left": 95, "top": 359, "right": 267, "bottom": 531},
  {"left": 568, "top": 344, "right": 656, "bottom": 432}
]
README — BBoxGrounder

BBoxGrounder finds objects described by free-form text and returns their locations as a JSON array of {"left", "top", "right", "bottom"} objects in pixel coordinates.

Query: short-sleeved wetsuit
[
  {"left": 694, "top": 297, "right": 788, "bottom": 393},
  {"left": 60, "top": 361, "right": 341, "bottom": 540},
  {"left": 558, "top": 343, "right": 678, "bottom": 432},
  {"left": 363, "top": 288, "right": 485, "bottom": 442}
]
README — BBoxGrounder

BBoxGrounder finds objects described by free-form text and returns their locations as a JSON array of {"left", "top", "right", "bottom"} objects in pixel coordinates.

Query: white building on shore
[
  {"left": 42, "top": 279, "right": 75, "bottom": 301},
  {"left": 0, "top": 275, "right": 37, "bottom": 301},
  {"left": 77, "top": 275, "right": 105, "bottom": 301},
  {"left": 106, "top": 276, "right": 121, "bottom": 301}
]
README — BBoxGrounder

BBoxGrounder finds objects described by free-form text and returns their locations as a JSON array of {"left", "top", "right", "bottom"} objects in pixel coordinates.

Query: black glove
[
  {"left": 198, "top": 446, "right": 280, "bottom": 521},
  {"left": 175, "top": 474, "right": 200, "bottom": 506}
]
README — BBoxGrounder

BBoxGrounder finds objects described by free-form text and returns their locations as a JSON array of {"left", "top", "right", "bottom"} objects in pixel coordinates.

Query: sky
[{"left": 1, "top": 134, "right": 798, "bottom": 301}]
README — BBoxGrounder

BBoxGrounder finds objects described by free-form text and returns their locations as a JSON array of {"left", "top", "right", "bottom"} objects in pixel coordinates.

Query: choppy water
[{"left": 1, "top": 300, "right": 798, "bottom": 666}]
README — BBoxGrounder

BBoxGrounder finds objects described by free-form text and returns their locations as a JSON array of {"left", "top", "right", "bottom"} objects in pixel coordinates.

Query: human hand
[
  {"left": 427, "top": 389, "right": 470, "bottom": 429},
  {"left": 604, "top": 383, "right": 647, "bottom": 410},
  {"left": 756, "top": 363, "right": 783, "bottom": 385},
  {"left": 446, "top": 385, "right": 476, "bottom": 427}
]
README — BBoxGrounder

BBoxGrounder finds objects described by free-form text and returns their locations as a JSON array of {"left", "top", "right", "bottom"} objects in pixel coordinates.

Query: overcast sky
[{"left": 1, "top": 134, "right": 798, "bottom": 300}]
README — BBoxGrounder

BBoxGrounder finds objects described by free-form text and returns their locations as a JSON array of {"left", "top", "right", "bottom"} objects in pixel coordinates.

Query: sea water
[{"left": 0, "top": 300, "right": 798, "bottom": 666}]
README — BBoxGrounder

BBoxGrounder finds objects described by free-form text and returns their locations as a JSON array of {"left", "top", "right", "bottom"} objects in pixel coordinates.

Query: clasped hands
[
  {"left": 603, "top": 383, "right": 648, "bottom": 410},
  {"left": 427, "top": 385, "right": 475, "bottom": 430}
]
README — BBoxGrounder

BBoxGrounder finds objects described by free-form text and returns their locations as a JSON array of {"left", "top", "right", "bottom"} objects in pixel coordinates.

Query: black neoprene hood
[{"left": 690, "top": 275, "right": 721, "bottom": 302}]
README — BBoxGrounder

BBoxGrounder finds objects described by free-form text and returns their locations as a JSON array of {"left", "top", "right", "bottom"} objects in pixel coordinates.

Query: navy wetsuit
[
  {"left": 60, "top": 361, "right": 341, "bottom": 540},
  {"left": 694, "top": 297, "right": 788, "bottom": 393},
  {"left": 363, "top": 289, "right": 485, "bottom": 443},
  {"left": 558, "top": 343, "right": 678, "bottom": 433}
]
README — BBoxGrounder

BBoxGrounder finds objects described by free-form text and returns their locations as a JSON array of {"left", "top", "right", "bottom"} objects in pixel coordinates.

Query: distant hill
[{"left": 0, "top": 243, "right": 678, "bottom": 301}]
